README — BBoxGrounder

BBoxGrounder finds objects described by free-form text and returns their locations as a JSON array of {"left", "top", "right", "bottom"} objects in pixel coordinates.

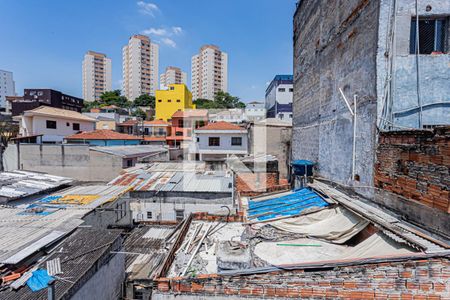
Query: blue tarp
[
  {"left": 38, "top": 195, "right": 63, "bottom": 203},
  {"left": 26, "top": 269, "right": 54, "bottom": 292},
  {"left": 248, "top": 188, "right": 328, "bottom": 221}
]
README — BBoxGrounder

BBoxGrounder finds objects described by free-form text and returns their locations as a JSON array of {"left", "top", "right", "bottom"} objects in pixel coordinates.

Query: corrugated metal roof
[
  {"left": 109, "top": 163, "right": 232, "bottom": 193},
  {"left": 0, "top": 228, "right": 122, "bottom": 299},
  {"left": 0, "top": 171, "right": 73, "bottom": 201},
  {"left": 0, "top": 185, "right": 129, "bottom": 265}
]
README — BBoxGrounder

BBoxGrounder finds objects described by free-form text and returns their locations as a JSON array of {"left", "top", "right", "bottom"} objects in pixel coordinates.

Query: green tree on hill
[
  {"left": 134, "top": 94, "right": 155, "bottom": 108},
  {"left": 194, "top": 91, "right": 245, "bottom": 109}
]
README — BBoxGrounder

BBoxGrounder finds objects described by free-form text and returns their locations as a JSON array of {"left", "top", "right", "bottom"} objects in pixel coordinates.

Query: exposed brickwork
[
  {"left": 236, "top": 172, "right": 290, "bottom": 197},
  {"left": 375, "top": 127, "right": 450, "bottom": 213},
  {"left": 155, "top": 258, "right": 450, "bottom": 299},
  {"left": 192, "top": 212, "right": 244, "bottom": 222}
]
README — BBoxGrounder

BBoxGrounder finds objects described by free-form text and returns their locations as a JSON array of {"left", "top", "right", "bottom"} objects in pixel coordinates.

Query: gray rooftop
[
  {"left": 0, "top": 170, "right": 73, "bottom": 202},
  {"left": 90, "top": 145, "right": 168, "bottom": 158}
]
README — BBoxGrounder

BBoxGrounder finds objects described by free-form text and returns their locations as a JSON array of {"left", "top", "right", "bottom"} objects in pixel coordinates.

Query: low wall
[
  {"left": 154, "top": 257, "right": 449, "bottom": 299},
  {"left": 3, "top": 144, "right": 123, "bottom": 182}
]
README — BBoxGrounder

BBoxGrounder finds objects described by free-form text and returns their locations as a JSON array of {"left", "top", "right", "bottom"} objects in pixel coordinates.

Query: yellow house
[{"left": 155, "top": 84, "right": 195, "bottom": 121}]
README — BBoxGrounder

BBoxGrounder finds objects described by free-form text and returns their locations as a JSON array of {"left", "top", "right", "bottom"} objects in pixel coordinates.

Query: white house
[
  {"left": 17, "top": 106, "right": 96, "bottom": 143},
  {"left": 190, "top": 121, "right": 248, "bottom": 161},
  {"left": 209, "top": 108, "right": 245, "bottom": 124},
  {"left": 245, "top": 101, "right": 266, "bottom": 122}
]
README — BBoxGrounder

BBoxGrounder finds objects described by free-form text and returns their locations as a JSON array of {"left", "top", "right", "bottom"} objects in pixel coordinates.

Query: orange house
[{"left": 166, "top": 109, "right": 208, "bottom": 148}]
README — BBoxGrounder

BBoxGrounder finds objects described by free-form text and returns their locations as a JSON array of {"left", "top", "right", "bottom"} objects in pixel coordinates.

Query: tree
[
  {"left": 134, "top": 94, "right": 155, "bottom": 108},
  {"left": 0, "top": 120, "right": 19, "bottom": 171},
  {"left": 214, "top": 91, "right": 246, "bottom": 109},
  {"left": 132, "top": 108, "right": 147, "bottom": 120},
  {"left": 99, "top": 90, "right": 131, "bottom": 108},
  {"left": 193, "top": 92, "right": 245, "bottom": 109}
]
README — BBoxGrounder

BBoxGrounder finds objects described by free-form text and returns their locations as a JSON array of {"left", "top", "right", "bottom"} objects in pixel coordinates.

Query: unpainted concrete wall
[
  {"left": 3, "top": 144, "right": 123, "bottom": 182},
  {"left": 293, "top": 0, "right": 379, "bottom": 194},
  {"left": 376, "top": 0, "right": 450, "bottom": 129},
  {"left": 248, "top": 124, "right": 292, "bottom": 179},
  {"left": 71, "top": 253, "right": 125, "bottom": 300}
]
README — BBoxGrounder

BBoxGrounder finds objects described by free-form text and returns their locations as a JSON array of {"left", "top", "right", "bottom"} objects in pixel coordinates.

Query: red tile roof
[
  {"left": 171, "top": 109, "right": 208, "bottom": 118},
  {"left": 143, "top": 136, "right": 167, "bottom": 141},
  {"left": 144, "top": 120, "right": 170, "bottom": 126},
  {"left": 196, "top": 121, "right": 244, "bottom": 131},
  {"left": 65, "top": 130, "right": 142, "bottom": 140},
  {"left": 118, "top": 119, "right": 139, "bottom": 126}
]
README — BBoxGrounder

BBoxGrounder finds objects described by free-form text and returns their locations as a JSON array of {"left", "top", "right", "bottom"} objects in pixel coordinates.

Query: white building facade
[
  {"left": 17, "top": 106, "right": 96, "bottom": 143},
  {"left": 265, "top": 75, "right": 293, "bottom": 121},
  {"left": 190, "top": 121, "right": 248, "bottom": 162},
  {"left": 0, "top": 70, "right": 15, "bottom": 109},
  {"left": 191, "top": 45, "right": 228, "bottom": 100},
  {"left": 245, "top": 101, "right": 266, "bottom": 122},
  {"left": 82, "top": 51, "right": 112, "bottom": 102},
  {"left": 159, "top": 66, "right": 187, "bottom": 90},
  {"left": 122, "top": 35, "right": 159, "bottom": 100}
]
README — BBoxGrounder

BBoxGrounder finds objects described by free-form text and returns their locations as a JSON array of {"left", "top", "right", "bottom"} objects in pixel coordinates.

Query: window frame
[
  {"left": 208, "top": 137, "right": 220, "bottom": 147},
  {"left": 72, "top": 123, "right": 80, "bottom": 131},
  {"left": 46, "top": 120, "right": 57, "bottom": 129},
  {"left": 409, "top": 17, "right": 448, "bottom": 54},
  {"left": 231, "top": 136, "right": 242, "bottom": 146},
  {"left": 175, "top": 209, "right": 184, "bottom": 222}
]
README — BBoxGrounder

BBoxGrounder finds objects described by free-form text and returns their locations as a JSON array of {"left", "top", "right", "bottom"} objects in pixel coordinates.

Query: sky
[{"left": 0, "top": 0, "right": 296, "bottom": 102}]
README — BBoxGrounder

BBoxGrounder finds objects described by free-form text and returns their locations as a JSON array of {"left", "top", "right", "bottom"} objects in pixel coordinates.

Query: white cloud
[
  {"left": 141, "top": 28, "right": 168, "bottom": 36},
  {"left": 265, "top": 81, "right": 270, "bottom": 86},
  {"left": 161, "top": 37, "right": 176, "bottom": 48},
  {"left": 172, "top": 26, "right": 183, "bottom": 35},
  {"left": 137, "top": 1, "right": 159, "bottom": 17}
]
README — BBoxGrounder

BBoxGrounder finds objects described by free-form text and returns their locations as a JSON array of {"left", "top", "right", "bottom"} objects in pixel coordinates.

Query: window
[
  {"left": 209, "top": 137, "right": 220, "bottom": 146},
  {"left": 147, "top": 211, "right": 153, "bottom": 219},
  {"left": 175, "top": 131, "right": 183, "bottom": 136},
  {"left": 175, "top": 209, "right": 184, "bottom": 222},
  {"left": 231, "top": 137, "right": 242, "bottom": 146},
  {"left": 46, "top": 120, "right": 57, "bottom": 129},
  {"left": 289, "top": 88, "right": 294, "bottom": 92},
  {"left": 410, "top": 18, "right": 447, "bottom": 54},
  {"left": 176, "top": 99, "right": 181, "bottom": 102},
  {"left": 72, "top": 123, "right": 80, "bottom": 131},
  {"left": 66, "top": 122, "right": 70, "bottom": 127},
  {"left": 158, "top": 99, "right": 162, "bottom": 102},
  {"left": 168, "top": 99, "right": 172, "bottom": 102},
  {"left": 196, "top": 137, "right": 200, "bottom": 142},
  {"left": 158, "top": 128, "right": 165, "bottom": 136},
  {"left": 278, "top": 88, "right": 286, "bottom": 92},
  {"left": 126, "top": 159, "right": 133, "bottom": 167}
]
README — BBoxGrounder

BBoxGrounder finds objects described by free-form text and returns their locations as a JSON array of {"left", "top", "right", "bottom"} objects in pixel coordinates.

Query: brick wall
[
  {"left": 236, "top": 173, "right": 289, "bottom": 197},
  {"left": 375, "top": 127, "right": 450, "bottom": 214},
  {"left": 155, "top": 258, "right": 449, "bottom": 299}
]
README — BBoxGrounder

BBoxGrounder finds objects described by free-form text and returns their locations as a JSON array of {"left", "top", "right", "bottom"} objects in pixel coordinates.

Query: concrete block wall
[
  {"left": 292, "top": 0, "right": 379, "bottom": 195},
  {"left": 154, "top": 258, "right": 449, "bottom": 299}
]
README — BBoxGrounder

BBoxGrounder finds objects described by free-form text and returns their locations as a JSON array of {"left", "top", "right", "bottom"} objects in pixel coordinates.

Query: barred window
[{"left": 410, "top": 18, "right": 447, "bottom": 54}]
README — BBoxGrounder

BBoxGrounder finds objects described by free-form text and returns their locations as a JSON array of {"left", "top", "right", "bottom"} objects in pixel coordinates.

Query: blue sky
[{"left": 0, "top": 0, "right": 295, "bottom": 102}]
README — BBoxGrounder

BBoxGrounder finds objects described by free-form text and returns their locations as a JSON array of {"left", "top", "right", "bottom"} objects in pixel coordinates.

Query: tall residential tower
[
  {"left": 0, "top": 70, "right": 15, "bottom": 108},
  {"left": 160, "top": 66, "right": 187, "bottom": 90},
  {"left": 122, "top": 35, "right": 159, "bottom": 100},
  {"left": 191, "top": 45, "right": 228, "bottom": 100},
  {"left": 82, "top": 51, "right": 112, "bottom": 102}
]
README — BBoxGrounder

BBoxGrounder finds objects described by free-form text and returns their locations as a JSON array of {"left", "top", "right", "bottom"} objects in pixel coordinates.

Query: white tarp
[
  {"left": 254, "top": 233, "right": 415, "bottom": 266},
  {"left": 268, "top": 207, "right": 370, "bottom": 244}
]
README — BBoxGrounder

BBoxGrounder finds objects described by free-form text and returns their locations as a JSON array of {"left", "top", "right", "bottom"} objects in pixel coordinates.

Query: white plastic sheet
[{"left": 269, "top": 207, "right": 369, "bottom": 244}]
